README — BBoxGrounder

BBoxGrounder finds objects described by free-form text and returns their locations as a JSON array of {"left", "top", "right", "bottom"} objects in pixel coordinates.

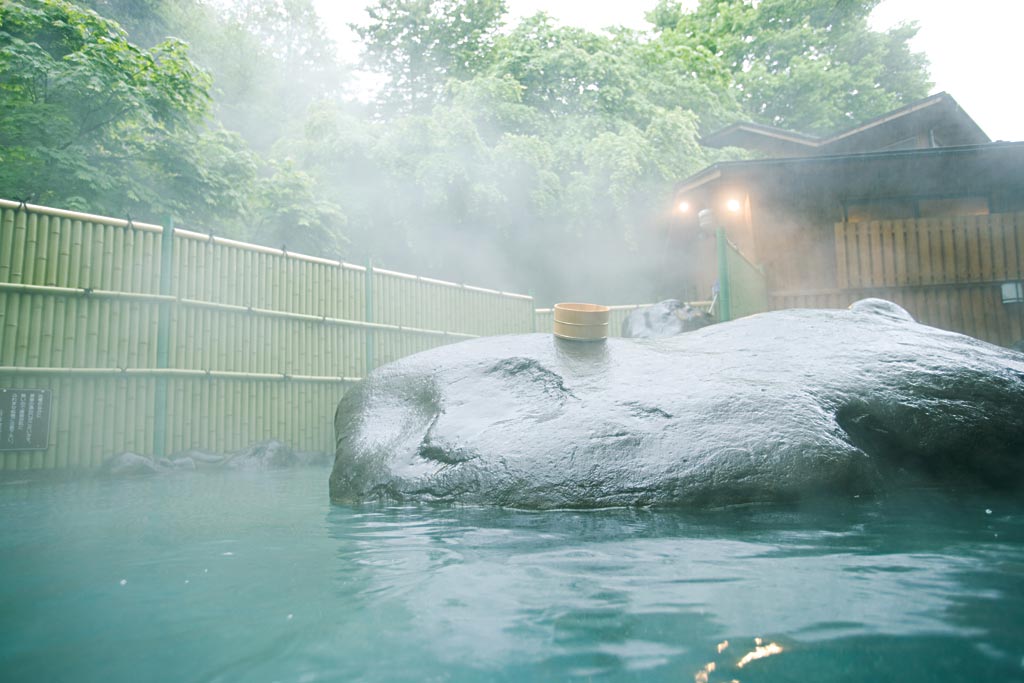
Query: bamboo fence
[{"left": 0, "top": 199, "right": 535, "bottom": 471}]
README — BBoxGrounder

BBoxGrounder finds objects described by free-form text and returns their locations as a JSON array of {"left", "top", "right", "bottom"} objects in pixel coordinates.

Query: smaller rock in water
[
  {"left": 170, "top": 448, "right": 224, "bottom": 466},
  {"left": 225, "top": 439, "right": 298, "bottom": 470},
  {"left": 103, "top": 441, "right": 326, "bottom": 475},
  {"left": 168, "top": 457, "right": 197, "bottom": 471},
  {"left": 101, "top": 452, "right": 164, "bottom": 477},
  {"left": 621, "top": 299, "right": 714, "bottom": 338}
]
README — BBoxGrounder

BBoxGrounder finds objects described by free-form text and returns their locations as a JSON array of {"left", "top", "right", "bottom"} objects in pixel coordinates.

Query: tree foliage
[
  {"left": 650, "top": 0, "right": 931, "bottom": 133},
  {"left": 0, "top": 0, "right": 253, "bottom": 223},
  {"left": 354, "top": 0, "right": 508, "bottom": 112},
  {"left": 207, "top": 0, "right": 349, "bottom": 151}
]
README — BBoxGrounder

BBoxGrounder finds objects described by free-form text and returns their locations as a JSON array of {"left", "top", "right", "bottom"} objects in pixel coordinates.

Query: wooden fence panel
[
  {"left": 834, "top": 223, "right": 849, "bottom": 289},
  {"left": 771, "top": 290, "right": 859, "bottom": 311},
  {"left": 827, "top": 214, "right": 1024, "bottom": 345}
]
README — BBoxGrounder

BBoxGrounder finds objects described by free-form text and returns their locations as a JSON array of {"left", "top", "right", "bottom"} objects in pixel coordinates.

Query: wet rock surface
[
  {"left": 330, "top": 299, "right": 1024, "bottom": 508},
  {"left": 620, "top": 299, "right": 714, "bottom": 338}
]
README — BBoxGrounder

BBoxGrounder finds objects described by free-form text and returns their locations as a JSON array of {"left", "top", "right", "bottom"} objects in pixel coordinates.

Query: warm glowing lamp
[
  {"left": 677, "top": 200, "right": 690, "bottom": 213},
  {"left": 725, "top": 198, "right": 742, "bottom": 213}
]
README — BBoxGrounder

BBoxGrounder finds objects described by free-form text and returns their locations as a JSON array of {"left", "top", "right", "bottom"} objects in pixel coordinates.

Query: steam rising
[{"left": 18, "top": 0, "right": 935, "bottom": 306}]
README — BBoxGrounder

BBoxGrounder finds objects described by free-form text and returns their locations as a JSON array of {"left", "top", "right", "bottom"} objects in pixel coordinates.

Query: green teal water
[{"left": 0, "top": 468, "right": 1022, "bottom": 683}]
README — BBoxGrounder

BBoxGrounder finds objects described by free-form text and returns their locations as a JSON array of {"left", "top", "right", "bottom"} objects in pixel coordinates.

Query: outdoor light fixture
[
  {"left": 698, "top": 209, "right": 715, "bottom": 231},
  {"left": 677, "top": 200, "right": 690, "bottom": 213},
  {"left": 726, "top": 198, "right": 742, "bottom": 213},
  {"left": 1001, "top": 281, "right": 1024, "bottom": 304}
]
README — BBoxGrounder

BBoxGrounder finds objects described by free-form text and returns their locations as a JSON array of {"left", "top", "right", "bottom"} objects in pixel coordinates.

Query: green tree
[
  {"left": 247, "top": 161, "right": 348, "bottom": 258},
  {"left": 1, "top": 0, "right": 937, "bottom": 297},
  {"left": 354, "top": 0, "right": 508, "bottom": 111},
  {"left": 0, "top": 0, "right": 256, "bottom": 226},
  {"left": 77, "top": 0, "right": 174, "bottom": 47},
  {"left": 324, "top": 7, "right": 727, "bottom": 299},
  {"left": 207, "top": 0, "right": 349, "bottom": 151},
  {"left": 651, "top": 0, "right": 931, "bottom": 133}
]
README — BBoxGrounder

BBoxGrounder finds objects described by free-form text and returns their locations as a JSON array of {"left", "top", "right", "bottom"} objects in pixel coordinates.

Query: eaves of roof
[{"left": 674, "top": 141, "right": 1024, "bottom": 195}]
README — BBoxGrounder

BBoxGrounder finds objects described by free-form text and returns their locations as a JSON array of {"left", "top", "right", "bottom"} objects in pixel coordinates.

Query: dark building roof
[
  {"left": 675, "top": 141, "right": 1024, "bottom": 200},
  {"left": 700, "top": 92, "right": 990, "bottom": 157}
]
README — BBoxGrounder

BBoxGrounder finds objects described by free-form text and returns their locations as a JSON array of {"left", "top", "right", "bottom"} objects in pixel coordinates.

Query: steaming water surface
[{"left": 1, "top": 468, "right": 1022, "bottom": 682}]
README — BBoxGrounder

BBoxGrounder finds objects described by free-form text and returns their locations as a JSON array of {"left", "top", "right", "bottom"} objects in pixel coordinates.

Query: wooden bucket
[{"left": 553, "top": 303, "right": 610, "bottom": 341}]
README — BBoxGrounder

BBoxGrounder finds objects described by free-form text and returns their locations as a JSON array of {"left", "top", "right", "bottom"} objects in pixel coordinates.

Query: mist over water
[{"left": 1, "top": 469, "right": 1022, "bottom": 682}]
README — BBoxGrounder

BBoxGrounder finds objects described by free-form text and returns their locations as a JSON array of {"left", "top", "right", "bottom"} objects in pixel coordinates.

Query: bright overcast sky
[{"left": 313, "top": 0, "right": 1024, "bottom": 141}]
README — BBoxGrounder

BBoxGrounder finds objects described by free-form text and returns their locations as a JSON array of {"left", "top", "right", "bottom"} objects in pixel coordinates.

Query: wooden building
[{"left": 671, "top": 93, "right": 1024, "bottom": 346}]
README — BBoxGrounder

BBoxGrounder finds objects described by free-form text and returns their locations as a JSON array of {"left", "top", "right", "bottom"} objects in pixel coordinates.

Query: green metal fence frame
[{"left": 716, "top": 226, "right": 769, "bottom": 321}]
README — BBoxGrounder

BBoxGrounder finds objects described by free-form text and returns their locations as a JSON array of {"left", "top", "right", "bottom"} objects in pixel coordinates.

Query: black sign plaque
[{"left": 0, "top": 389, "right": 53, "bottom": 451}]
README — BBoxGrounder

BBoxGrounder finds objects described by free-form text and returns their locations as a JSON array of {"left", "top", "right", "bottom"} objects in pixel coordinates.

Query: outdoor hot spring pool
[{"left": 1, "top": 467, "right": 1022, "bottom": 683}]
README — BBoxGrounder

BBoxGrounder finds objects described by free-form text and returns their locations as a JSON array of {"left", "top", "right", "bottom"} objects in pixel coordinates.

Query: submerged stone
[
  {"left": 221, "top": 440, "right": 331, "bottom": 470},
  {"left": 171, "top": 449, "right": 225, "bottom": 466},
  {"left": 158, "top": 456, "right": 197, "bottom": 471},
  {"left": 330, "top": 299, "right": 1024, "bottom": 508},
  {"left": 101, "top": 452, "right": 165, "bottom": 476},
  {"left": 99, "top": 442, "right": 329, "bottom": 476},
  {"left": 225, "top": 440, "right": 297, "bottom": 470}
]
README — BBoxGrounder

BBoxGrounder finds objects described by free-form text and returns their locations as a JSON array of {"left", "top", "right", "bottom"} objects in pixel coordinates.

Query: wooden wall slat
[
  {"left": 892, "top": 222, "right": 909, "bottom": 286},
  {"left": 836, "top": 213, "right": 1024, "bottom": 289},
  {"left": 880, "top": 221, "right": 895, "bottom": 286}
]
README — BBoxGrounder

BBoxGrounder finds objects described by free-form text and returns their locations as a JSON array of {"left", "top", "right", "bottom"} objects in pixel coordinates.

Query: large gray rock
[{"left": 330, "top": 299, "right": 1024, "bottom": 508}]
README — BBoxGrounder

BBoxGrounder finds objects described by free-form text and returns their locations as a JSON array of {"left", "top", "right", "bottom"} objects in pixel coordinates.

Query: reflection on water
[
  {"left": 326, "top": 498, "right": 1024, "bottom": 681},
  {"left": 693, "top": 638, "right": 783, "bottom": 683},
  {"left": 0, "top": 470, "right": 1022, "bottom": 682}
]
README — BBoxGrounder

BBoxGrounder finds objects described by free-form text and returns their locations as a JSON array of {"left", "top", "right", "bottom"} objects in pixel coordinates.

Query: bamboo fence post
[
  {"left": 81, "top": 221, "right": 95, "bottom": 289},
  {"left": 40, "top": 289, "right": 55, "bottom": 366},
  {"left": 0, "top": 208, "right": 15, "bottom": 281},
  {"left": 107, "top": 222, "right": 120, "bottom": 291},
  {"left": 44, "top": 215, "right": 59, "bottom": 286},
  {"left": 11, "top": 209, "right": 28, "bottom": 283},
  {"left": 153, "top": 216, "right": 174, "bottom": 458},
  {"left": 24, "top": 212, "right": 39, "bottom": 285},
  {"left": 365, "top": 258, "right": 375, "bottom": 376}
]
